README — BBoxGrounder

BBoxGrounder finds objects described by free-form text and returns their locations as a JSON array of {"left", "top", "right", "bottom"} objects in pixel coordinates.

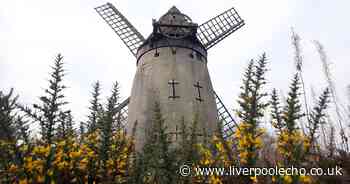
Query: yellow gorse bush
[
  {"left": 2, "top": 130, "right": 132, "bottom": 183},
  {"left": 234, "top": 123, "right": 265, "bottom": 166},
  {"left": 271, "top": 129, "right": 314, "bottom": 184}
]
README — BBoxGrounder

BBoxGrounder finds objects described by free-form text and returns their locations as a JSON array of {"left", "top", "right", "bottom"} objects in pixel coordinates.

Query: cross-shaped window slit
[
  {"left": 168, "top": 79, "right": 180, "bottom": 99},
  {"left": 194, "top": 81, "right": 203, "bottom": 102}
]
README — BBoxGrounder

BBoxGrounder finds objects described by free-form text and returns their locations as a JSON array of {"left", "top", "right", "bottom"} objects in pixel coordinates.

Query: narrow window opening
[
  {"left": 168, "top": 79, "right": 180, "bottom": 99},
  {"left": 194, "top": 81, "right": 203, "bottom": 102},
  {"left": 154, "top": 50, "right": 159, "bottom": 57}
]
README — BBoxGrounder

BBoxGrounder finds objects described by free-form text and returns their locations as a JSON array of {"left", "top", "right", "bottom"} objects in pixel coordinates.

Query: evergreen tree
[
  {"left": 236, "top": 53, "right": 268, "bottom": 166},
  {"left": 0, "top": 89, "right": 29, "bottom": 143},
  {"left": 14, "top": 116, "right": 30, "bottom": 145},
  {"left": 78, "top": 121, "right": 86, "bottom": 142},
  {"left": 98, "top": 81, "right": 121, "bottom": 177},
  {"left": 56, "top": 110, "right": 75, "bottom": 140},
  {"left": 307, "top": 88, "right": 330, "bottom": 151},
  {"left": 280, "top": 74, "right": 305, "bottom": 168},
  {"left": 270, "top": 74, "right": 313, "bottom": 183},
  {"left": 0, "top": 89, "right": 19, "bottom": 142},
  {"left": 283, "top": 74, "right": 304, "bottom": 133},
  {"left": 19, "top": 54, "right": 69, "bottom": 144},
  {"left": 176, "top": 115, "right": 203, "bottom": 184},
  {"left": 237, "top": 53, "right": 269, "bottom": 124},
  {"left": 87, "top": 81, "right": 102, "bottom": 134},
  {"left": 237, "top": 60, "right": 255, "bottom": 123},
  {"left": 0, "top": 88, "right": 30, "bottom": 144},
  {"left": 137, "top": 102, "right": 176, "bottom": 184},
  {"left": 234, "top": 53, "right": 268, "bottom": 184},
  {"left": 0, "top": 89, "right": 29, "bottom": 183},
  {"left": 270, "top": 89, "right": 284, "bottom": 131}
]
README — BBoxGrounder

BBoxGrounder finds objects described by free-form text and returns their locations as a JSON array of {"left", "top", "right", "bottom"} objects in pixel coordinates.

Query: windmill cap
[
  {"left": 168, "top": 6, "right": 181, "bottom": 14},
  {"left": 158, "top": 6, "right": 193, "bottom": 24}
]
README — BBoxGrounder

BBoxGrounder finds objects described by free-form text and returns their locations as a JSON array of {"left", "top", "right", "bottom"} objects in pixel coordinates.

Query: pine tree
[
  {"left": 19, "top": 54, "right": 69, "bottom": 144},
  {"left": 87, "top": 81, "right": 102, "bottom": 134}
]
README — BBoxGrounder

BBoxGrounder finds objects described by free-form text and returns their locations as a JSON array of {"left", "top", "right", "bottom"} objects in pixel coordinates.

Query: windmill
[{"left": 95, "top": 2, "right": 244, "bottom": 149}]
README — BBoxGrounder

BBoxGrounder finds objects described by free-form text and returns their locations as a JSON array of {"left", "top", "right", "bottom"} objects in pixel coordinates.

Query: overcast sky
[{"left": 1, "top": 0, "right": 349, "bottom": 130}]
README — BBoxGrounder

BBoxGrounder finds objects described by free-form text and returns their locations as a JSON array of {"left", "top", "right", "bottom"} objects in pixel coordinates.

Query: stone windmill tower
[{"left": 95, "top": 2, "right": 245, "bottom": 149}]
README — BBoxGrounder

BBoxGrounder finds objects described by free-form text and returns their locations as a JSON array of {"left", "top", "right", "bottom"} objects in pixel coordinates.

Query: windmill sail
[
  {"left": 95, "top": 3, "right": 145, "bottom": 57},
  {"left": 197, "top": 7, "right": 245, "bottom": 50},
  {"left": 115, "top": 97, "right": 130, "bottom": 128},
  {"left": 213, "top": 91, "right": 238, "bottom": 138}
]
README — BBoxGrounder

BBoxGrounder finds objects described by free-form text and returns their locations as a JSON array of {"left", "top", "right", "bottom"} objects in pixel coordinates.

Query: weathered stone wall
[{"left": 127, "top": 46, "right": 217, "bottom": 150}]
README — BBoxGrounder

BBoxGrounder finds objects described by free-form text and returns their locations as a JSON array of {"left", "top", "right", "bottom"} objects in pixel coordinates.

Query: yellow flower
[
  {"left": 259, "top": 127, "right": 267, "bottom": 134},
  {"left": 79, "top": 158, "right": 88, "bottom": 170},
  {"left": 25, "top": 162, "right": 34, "bottom": 172},
  {"left": 299, "top": 175, "right": 312, "bottom": 183},
  {"left": 254, "top": 137, "right": 263, "bottom": 148},
  {"left": 57, "top": 161, "right": 67, "bottom": 170},
  {"left": 303, "top": 139, "right": 311, "bottom": 150},
  {"left": 239, "top": 151, "right": 248, "bottom": 159},
  {"left": 234, "top": 129, "right": 241, "bottom": 138},
  {"left": 48, "top": 169, "right": 54, "bottom": 176},
  {"left": 111, "top": 144, "right": 116, "bottom": 150},
  {"left": 69, "top": 150, "right": 81, "bottom": 159},
  {"left": 24, "top": 156, "right": 32, "bottom": 163},
  {"left": 107, "top": 159, "right": 114, "bottom": 168},
  {"left": 280, "top": 132, "right": 289, "bottom": 142},
  {"left": 202, "top": 158, "right": 210, "bottom": 165},
  {"left": 238, "top": 137, "right": 248, "bottom": 148},
  {"left": 19, "top": 179, "right": 28, "bottom": 184},
  {"left": 19, "top": 145, "right": 29, "bottom": 152},
  {"left": 33, "top": 145, "right": 50, "bottom": 156},
  {"left": 283, "top": 175, "right": 292, "bottom": 184},
  {"left": 215, "top": 142, "right": 224, "bottom": 152},
  {"left": 209, "top": 175, "right": 222, "bottom": 184},
  {"left": 250, "top": 175, "right": 258, "bottom": 183},
  {"left": 80, "top": 158, "right": 88, "bottom": 164},
  {"left": 58, "top": 140, "right": 66, "bottom": 147},
  {"left": 87, "top": 151, "right": 95, "bottom": 158},
  {"left": 37, "top": 175, "right": 45, "bottom": 183},
  {"left": 271, "top": 176, "right": 276, "bottom": 183},
  {"left": 31, "top": 160, "right": 44, "bottom": 172}
]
